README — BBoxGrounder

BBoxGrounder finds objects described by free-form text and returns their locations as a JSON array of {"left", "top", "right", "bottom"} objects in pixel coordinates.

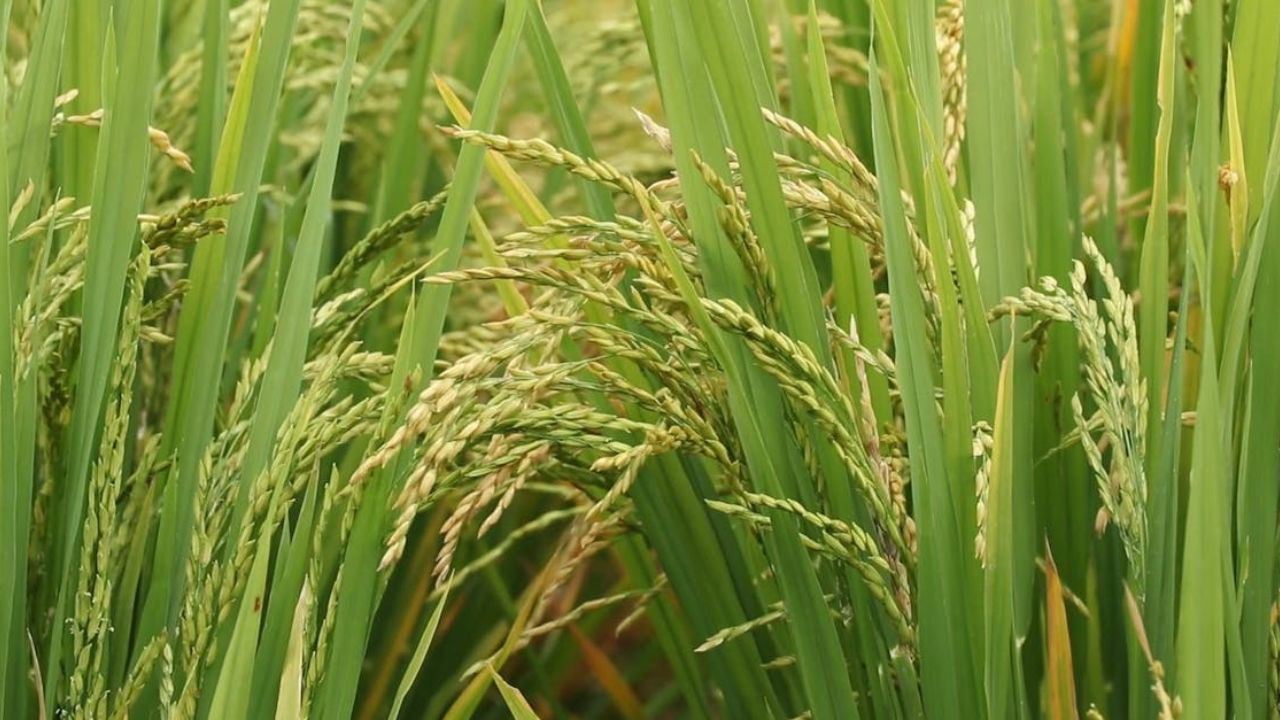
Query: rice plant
[{"left": 1, "top": 0, "right": 1278, "bottom": 717}]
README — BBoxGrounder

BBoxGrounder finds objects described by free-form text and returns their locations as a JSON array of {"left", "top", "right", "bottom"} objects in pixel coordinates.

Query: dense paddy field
[{"left": 1, "top": 0, "right": 1279, "bottom": 717}]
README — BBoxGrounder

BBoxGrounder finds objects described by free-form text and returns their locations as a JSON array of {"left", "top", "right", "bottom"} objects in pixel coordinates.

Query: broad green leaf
[
  {"left": 1188, "top": 0, "right": 1228, "bottom": 337},
  {"left": 1126, "top": 0, "right": 1165, "bottom": 236}
]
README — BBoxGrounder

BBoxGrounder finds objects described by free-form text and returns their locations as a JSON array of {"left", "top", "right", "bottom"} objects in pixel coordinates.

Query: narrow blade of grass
[
  {"left": 806, "top": 0, "right": 888, "bottom": 418},
  {"left": 200, "top": 60, "right": 372, "bottom": 720},
  {"left": 248, "top": 482, "right": 322, "bottom": 719},
  {"left": 984, "top": 339, "right": 1018, "bottom": 720},
  {"left": 1233, "top": 71, "right": 1280, "bottom": 720},
  {"left": 868, "top": 43, "right": 980, "bottom": 720},
  {"left": 652, "top": 1, "right": 862, "bottom": 716},
  {"left": 312, "top": 4, "right": 529, "bottom": 718},
  {"left": 1229, "top": 0, "right": 1280, "bottom": 226},
  {"left": 143, "top": 0, "right": 302, "bottom": 650},
  {"left": 400, "top": 0, "right": 526, "bottom": 387},
  {"left": 1175, "top": 179, "right": 1228, "bottom": 720},
  {"left": 272, "top": 577, "right": 312, "bottom": 720},
  {"left": 388, "top": 576, "right": 451, "bottom": 720},
  {"left": 57, "top": 0, "right": 103, "bottom": 199},
  {"left": 238, "top": 0, "right": 367, "bottom": 496},
  {"left": 7, "top": 0, "right": 68, "bottom": 240},
  {"left": 1136, "top": 1, "right": 1172, "bottom": 476},
  {"left": 192, "top": 0, "right": 228, "bottom": 195},
  {"left": 962, "top": 0, "right": 1039, "bottom": 650},
  {"left": 370, "top": 0, "right": 438, "bottom": 226},
  {"left": 47, "top": 0, "right": 164, "bottom": 699},
  {"left": 487, "top": 664, "right": 540, "bottom": 720},
  {"left": 0, "top": 73, "right": 20, "bottom": 714},
  {"left": 1135, "top": 2, "right": 1179, "bottom": 688},
  {"left": 1044, "top": 548, "right": 1080, "bottom": 720},
  {"left": 523, "top": 0, "right": 616, "bottom": 220}
]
